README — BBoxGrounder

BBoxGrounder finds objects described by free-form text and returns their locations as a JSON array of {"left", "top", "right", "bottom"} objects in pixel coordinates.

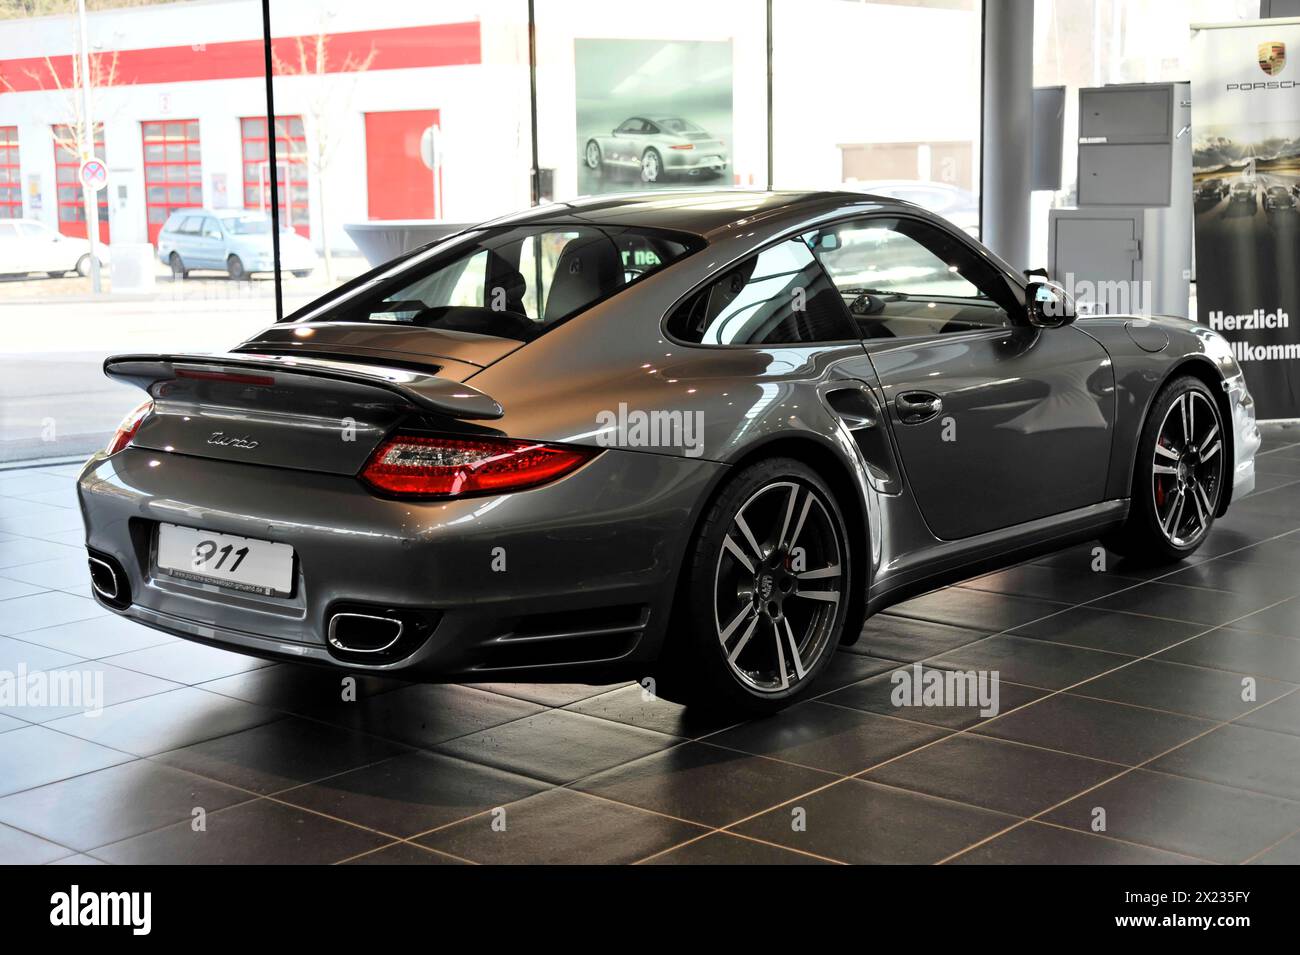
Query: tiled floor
[{"left": 3, "top": 435, "right": 1300, "bottom": 865}]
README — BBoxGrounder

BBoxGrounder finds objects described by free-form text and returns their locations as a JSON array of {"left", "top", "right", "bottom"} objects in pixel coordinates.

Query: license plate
[{"left": 155, "top": 523, "right": 295, "bottom": 596}]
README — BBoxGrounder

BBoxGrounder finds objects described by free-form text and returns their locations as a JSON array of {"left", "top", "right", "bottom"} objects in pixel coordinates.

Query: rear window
[{"left": 311, "top": 225, "right": 700, "bottom": 342}]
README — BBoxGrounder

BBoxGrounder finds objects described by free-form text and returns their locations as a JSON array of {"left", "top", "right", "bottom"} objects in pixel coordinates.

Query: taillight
[
  {"left": 360, "top": 433, "right": 597, "bottom": 499},
  {"left": 105, "top": 400, "right": 153, "bottom": 456},
  {"left": 669, "top": 143, "right": 695, "bottom": 150}
]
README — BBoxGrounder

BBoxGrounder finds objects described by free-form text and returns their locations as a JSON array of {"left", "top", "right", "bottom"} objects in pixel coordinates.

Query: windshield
[
  {"left": 221, "top": 215, "right": 290, "bottom": 235},
  {"left": 304, "top": 225, "right": 701, "bottom": 342}
]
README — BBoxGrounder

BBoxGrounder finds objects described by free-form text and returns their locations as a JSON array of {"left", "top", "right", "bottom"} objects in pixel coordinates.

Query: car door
[
  {"left": 0, "top": 222, "right": 23, "bottom": 273},
  {"left": 806, "top": 214, "right": 1115, "bottom": 540},
  {"left": 196, "top": 216, "right": 225, "bottom": 268}
]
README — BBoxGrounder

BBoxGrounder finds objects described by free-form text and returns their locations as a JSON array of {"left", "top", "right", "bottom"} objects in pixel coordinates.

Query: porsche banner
[{"left": 1191, "top": 18, "right": 1300, "bottom": 419}]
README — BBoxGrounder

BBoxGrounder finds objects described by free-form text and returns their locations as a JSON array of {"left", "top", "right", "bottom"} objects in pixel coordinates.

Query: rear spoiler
[{"left": 103, "top": 352, "right": 504, "bottom": 420}]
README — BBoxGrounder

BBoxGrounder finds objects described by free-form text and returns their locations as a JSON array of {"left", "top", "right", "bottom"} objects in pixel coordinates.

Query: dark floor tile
[
  {"left": 732, "top": 777, "right": 1016, "bottom": 864},
  {"left": 949, "top": 821, "right": 1203, "bottom": 865},
  {"left": 1237, "top": 690, "right": 1300, "bottom": 737},
  {"left": 930, "top": 634, "right": 1129, "bottom": 690},
  {"left": 574, "top": 740, "right": 835, "bottom": 827},
  {"left": 1249, "top": 832, "right": 1300, "bottom": 865},
  {"left": 812, "top": 651, "right": 899, "bottom": 695},
  {"left": 1161, "top": 558, "right": 1300, "bottom": 602},
  {"left": 1028, "top": 542, "right": 1186, "bottom": 580},
  {"left": 1092, "top": 581, "right": 1273, "bottom": 627},
  {"left": 863, "top": 734, "right": 1119, "bottom": 817},
  {"left": 1041, "top": 768, "right": 1300, "bottom": 864},
  {"left": 0, "top": 635, "right": 82, "bottom": 673},
  {"left": 706, "top": 701, "right": 947, "bottom": 775},
  {"left": 418, "top": 788, "right": 706, "bottom": 864},
  {"left": 643, "top": 831, "right": 834, "bottom": 865},
  {"left": 1150, "top": 724, "right": 1300, "bottom": 802},
  {"left": 960, "top": 564, "right": 1137, "bottom": 603},
  {"left": 464, "top": 681, "right": 625, "bottom": 707},
  {"left": 974, "top": 693, "right": 1213, "bottom": 765},
  {"left": 47, "top": 853, "right": 106, "bottom": 865},
  {"left": 306, "top": 683, "right": 545, "bottom": 751},
  {"left": 1070, "top": 658, "right": 1294, "bottom": 721},
  {"left": 848, "top": 613, "right": 987, "bottom": 663},
  {"left": 821, "top": 666, "right": 1047, "bottom": 730},
  {"left": 102, "top": 640, "right": 271, "bottom": 684},
  {"left": 1156, "top": 627, "right": 1300, "bottom": 683},
  {"left": 889, "top": 588, "right": 1067, "bottom": 633},
  {"left": 155, "top": 717, "right": 410, "bottom": 794},
  {"left": 0, "top": 725, "right": 132, "bottom": 797},
  {"left": 0, "top": 760, "right": 248, "bottom": 852},
  {"left": 566, "top": 684, "right": 740, "bottom": 739},
  {"left": 1230, "top": 597, "right": 1300, "bottom": 639},
  {"left": 197, "top": 662, "right": 403, "bottom": 713},
  {"left": 0, "top": 576, "right": 43, "bottom": 601},
  {"left": 277, "top": 750, "right": 546, "bottom": 838},
  {"left": 1009, "top": 606, "right": 1203, "bottom": 656},
  {"left": 45, "top": 687, "right": 281, "bottom": 757},
  {"left": 0, "top": 661, "right": 179, "bottom": 724},
  {"left": 14, "top": 614, "right": 174, "bottom": 658},
  {"left": 0, "top": 822, "right": 72, "bottom": 864},
  {"left": 344, "top": 842, "right": 465, "bottom": 865},
  {"left": 435, "top": 709, "right": 677, "bottom": 785},
  {"left": 0, "top": 591, "right": 103, "bottom": 636},
  {"left": 92, "top": 799, "right": 388, "bottom": 864}
]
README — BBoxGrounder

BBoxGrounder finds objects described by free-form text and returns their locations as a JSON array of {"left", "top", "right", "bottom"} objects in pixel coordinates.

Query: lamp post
[{"left": 77, "top": 0, "right": 102, "bottom": 293}]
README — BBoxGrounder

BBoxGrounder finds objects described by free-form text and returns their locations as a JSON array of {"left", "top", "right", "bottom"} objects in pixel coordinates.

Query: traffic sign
[{"left": 79, "top": 158, "right": 108, "bottom": 192}]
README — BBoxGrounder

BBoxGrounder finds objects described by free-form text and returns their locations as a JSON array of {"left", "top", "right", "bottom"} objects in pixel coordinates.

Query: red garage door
[
  {"left": 364, "top": 109, "right": 441, "bottom": 220},
  {"left": 0, "top": 127, "right": 19, "bottom": 219},
  {"left": 240, "top": 115, "right": 309, "bottom": 237},
  {"left": 143, "top": 119, "right": 202, "bottom": 245},
  {"left": 52, "top": 124, "right": 110, "bottom": 243}
]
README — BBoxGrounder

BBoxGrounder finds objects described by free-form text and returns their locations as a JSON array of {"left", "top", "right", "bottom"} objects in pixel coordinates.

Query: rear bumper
[
  {"left": 664, "top": 151, "right": 729, "bottom": 172},
  {"left": 76, "top": 446, "right": 722, "bottom": 682},
  {"left": 1228, "top": 371, "right": 1260, "bottom": 505}
]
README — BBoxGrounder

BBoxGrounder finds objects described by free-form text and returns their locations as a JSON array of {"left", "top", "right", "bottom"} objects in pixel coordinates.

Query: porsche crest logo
[{"left": 1258, "top": 41, "right": 1287, "bottom": 76}]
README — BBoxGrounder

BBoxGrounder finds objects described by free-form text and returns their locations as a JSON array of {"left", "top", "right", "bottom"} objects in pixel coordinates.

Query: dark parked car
[
  {"left": 1264, "top": 184, "right": 1297, "bottom": 213},
  {"left": 1194, "top": 177, "right": 1228, "bottom": 202},
  {"left": 79, "top": 190, "right": 1260, "bottom": 714}
]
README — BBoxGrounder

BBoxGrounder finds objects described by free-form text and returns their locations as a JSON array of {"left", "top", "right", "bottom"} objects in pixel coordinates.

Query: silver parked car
[
  {"left": 157, "top": 208, "right": 317, "bottom": 280},
  {"left": 80, "top": 190, "right": 1259, "bottom": 714},
  {"left": 584, "top": 116, "right": 728, "bottom": 183}
]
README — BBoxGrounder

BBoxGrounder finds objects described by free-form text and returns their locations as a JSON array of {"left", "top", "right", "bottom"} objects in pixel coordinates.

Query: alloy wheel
[
  {"left": 585, "top": 142, "right": 600, "bottom": 169},
  {"left": 641, "top": 150, "right": 660, "bottom": 182},
  {"left": 1152, "top": 390, "right": 1223, "bottom": 547},
  {"left": 713, "top": 480, "right": 843, "bottom": 694}
]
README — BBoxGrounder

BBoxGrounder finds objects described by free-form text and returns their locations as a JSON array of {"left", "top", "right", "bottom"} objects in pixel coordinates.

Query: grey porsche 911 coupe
[
  {"left": 78, "top": 190, "right": 1260, "bottom": 714},
  {"left": 584, "top": 117, "right": 728, "bottom": 183}
]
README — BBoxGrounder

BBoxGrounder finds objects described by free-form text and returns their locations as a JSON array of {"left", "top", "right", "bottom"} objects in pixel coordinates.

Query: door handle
[{"left": 895, "top": 391, "right": 944, "bottom": 424}]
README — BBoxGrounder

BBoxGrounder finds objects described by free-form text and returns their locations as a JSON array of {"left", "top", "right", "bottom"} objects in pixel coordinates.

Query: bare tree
[
  {"left": 2, "top": 12, "right": 120, "bottom": 240},
  {"left": 273, "top": 31, "right": 376, "bottom": 284}
]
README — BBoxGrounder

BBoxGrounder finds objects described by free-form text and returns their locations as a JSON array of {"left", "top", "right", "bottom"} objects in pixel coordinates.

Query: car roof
[{"left": 478, "top": 189, "right": 914, "bottom": 239}]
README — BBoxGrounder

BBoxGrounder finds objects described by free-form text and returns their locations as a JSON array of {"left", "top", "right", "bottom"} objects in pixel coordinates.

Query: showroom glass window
[
  {"left": 772, "top": 0, "right": 983, "bottom": 237},
  {"left": 804, "top": 217, "right": 1017, "bottom": 339},
  {"left": 269, "top": 1, "right": 533, "bottom": 294},
  {"left": 0, "top": 0, "right": 276, "bottom": 465},
  {"left": 667, "top": 238, "right": 857, "bottom": 346}
]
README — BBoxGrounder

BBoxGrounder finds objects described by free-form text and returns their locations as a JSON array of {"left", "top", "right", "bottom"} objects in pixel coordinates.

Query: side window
[
  {"left": 617, "top": 119, "right": 643, "bottom": 134},
  {"left": 177, "top": 216, "right": 201, "bottom": 235},
  {"left": 667, "top": 238, "right": 857, "bottom": 346},
  {"left": 805, "top": 217, "right": 1018, "bottom": 339}
]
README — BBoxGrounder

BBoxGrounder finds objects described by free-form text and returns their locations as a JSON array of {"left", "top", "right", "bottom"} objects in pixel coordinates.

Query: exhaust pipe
[
  {"left": 327, "top": 612, "right": 404, "bottom": 654},
  {"left": 88, "top": 556, "right": 119, "bottom": 601}
]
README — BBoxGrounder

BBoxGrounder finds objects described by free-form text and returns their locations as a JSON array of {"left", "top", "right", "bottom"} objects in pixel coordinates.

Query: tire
[
  {"left": 75, "top": 254, "right": 92, "bottom": 277},
  {"left": 227, "top": 255, "right": 246, "bottom": 281},
  {"left": 168, "top": 252, "right": 188, "bottom": 280},
  {"left": 1103, "top": 375, "right": 1226, "bottom": 563},
  {"left": 640, "top": 147, "right": 664, "bottom": 184},
  {"left": 655, "top": 457, "right": 852, "bottom": 716},
  {"left": 584, "top": 140, "right": 602, "bottom": 171},
  {"left": 291, "top": 269, "right": 312, "bottom": 279}
]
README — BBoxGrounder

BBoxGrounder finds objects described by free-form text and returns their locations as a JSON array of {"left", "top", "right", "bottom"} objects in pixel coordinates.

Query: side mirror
[{"left": 1025, "top": 280, "right": 1077, "bottom": 328}]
